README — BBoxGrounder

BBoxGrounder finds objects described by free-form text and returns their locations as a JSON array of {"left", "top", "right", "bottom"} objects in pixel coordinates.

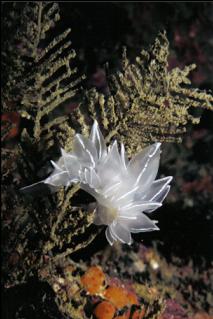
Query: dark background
[{"left": 2, "top": 2, "right": 213, "bottom": 318}]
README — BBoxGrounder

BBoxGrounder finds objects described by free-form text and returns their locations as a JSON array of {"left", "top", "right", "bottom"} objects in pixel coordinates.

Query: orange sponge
[
  {"left": 94, "top": 301, "right": 116, "bottom": 319},
  {"left": 81, "top": 266, "right": 106, "bottom": 295}
]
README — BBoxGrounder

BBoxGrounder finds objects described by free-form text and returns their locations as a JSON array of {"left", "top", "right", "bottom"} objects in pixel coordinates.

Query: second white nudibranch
[{"left": 24, "top": 121, "right": 173, "bottom": 245}]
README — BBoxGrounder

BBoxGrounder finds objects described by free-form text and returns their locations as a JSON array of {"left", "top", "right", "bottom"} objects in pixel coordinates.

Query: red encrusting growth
[{"left": 1, "top": 112, "right": 21, "bottom": 141}]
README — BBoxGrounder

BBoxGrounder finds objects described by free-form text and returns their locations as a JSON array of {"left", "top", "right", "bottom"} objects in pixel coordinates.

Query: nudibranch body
[{"left": 24, "top": 121, "right": 172, "bottom": 245}]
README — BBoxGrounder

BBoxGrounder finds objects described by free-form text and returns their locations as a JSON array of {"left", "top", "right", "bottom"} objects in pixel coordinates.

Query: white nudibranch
[{"left": 23, "top": 121, "right": 173, "bottom": 246}]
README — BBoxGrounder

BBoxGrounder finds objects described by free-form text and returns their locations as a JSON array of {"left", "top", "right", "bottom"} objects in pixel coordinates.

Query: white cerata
[{"left": 23, "top": 121, "right": 172, "bottom": 246}]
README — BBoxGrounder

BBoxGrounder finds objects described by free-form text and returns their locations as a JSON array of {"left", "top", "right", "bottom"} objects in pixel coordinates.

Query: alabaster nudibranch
[{"left": 23, "top": 121, "right": 172, "bottom": 245}]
